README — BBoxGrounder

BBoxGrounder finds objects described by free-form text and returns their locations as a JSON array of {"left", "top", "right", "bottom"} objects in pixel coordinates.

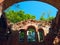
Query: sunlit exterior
[{"left": 0, "top": 0, "right": 60, "bottom": 45}]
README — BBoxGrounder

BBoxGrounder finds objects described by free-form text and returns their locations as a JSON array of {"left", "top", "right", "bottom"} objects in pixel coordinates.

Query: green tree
[
  {"left": 5, "top": 10, "right": 22, "bottom": 23},
  {"left": 47, "top": 10, "right": 55, "bottom": 21},
  {"left": 40, "top": 12, "right": 46, "bottom": 21},
  {"left": 40, "top": 12, "right": 55, "bottom": 21},
  {"left": 5, "top": 10, "right": 36, "bottom": 23},
  {"left": 24, "top": 14, "right": 35, "bottom": 20}
]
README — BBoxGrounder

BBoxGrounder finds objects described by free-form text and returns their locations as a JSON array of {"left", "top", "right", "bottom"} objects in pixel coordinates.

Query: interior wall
[{"left": 3, "top": 0, "right": 60, "bottom": 10}]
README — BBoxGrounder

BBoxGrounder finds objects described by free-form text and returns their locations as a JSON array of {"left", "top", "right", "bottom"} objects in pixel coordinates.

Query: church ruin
[{"left": 0, "top": 0, "right": 60, "bottom": 45}]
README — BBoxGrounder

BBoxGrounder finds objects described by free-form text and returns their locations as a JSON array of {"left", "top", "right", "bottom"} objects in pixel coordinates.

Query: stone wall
[
  {"left": 3, "top": 0, "right": 60, "bottom": 10},
  {"left": 0, "top": 0, "right": 60, "bottom": 30},
  {"left": 11, "top": 19, "right": 51, "bottom": 36},
  {"left": 0, "top": 0, "right": 60, "bottom": 45}
]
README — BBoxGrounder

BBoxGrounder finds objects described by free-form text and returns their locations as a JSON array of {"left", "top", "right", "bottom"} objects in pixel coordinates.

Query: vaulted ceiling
[
  {"left": 2, "top": 0, "right": 60, "bottom": 28},
  {"left": 3, "top": 0, "right": 60, "bottom": 10}
]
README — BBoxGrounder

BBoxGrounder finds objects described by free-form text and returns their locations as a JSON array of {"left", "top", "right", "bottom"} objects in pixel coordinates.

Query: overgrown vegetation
[
  {"left": 5, "top": 10, "right": 36, "bottom": 23},
  {"left": 40, "top": 12, "right": 55, "bottom": 21},
  {"left": 5, "top": 10, "right": 55, "bottom": 23}
]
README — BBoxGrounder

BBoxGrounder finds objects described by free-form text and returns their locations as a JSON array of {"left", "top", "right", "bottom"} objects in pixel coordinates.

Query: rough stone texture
[
  {"left": 0, "top": 0, "right": 60, "bottom": 29},
  {"left": 1, "top": 0, "right": 60, "bottom": 32},
  {"left": 3, "top": 0, "right": 60, "bottom": 10},
  {"left": 0, "top": 0, "right": 60, "bottom": 45},
  {"left": 11, "top": 19, "right": 51, "bottom": 36},
  {"left": 7, "top": 19, "right": 59, "bottom": 45}
]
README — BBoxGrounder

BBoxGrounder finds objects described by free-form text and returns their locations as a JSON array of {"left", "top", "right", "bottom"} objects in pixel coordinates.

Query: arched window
[
  {"left": 38, "top": 29, "right": 44, "bottom": 42},
  {"left": 27, "top": 26, "right": 36, "bottom": 42},
  {"left": 19, "top": 29, "right": 25, "bottom": 42}
]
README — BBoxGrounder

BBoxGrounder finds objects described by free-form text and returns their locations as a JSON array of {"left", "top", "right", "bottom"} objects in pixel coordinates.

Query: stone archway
[
  {"left": 1, "top": 0, "right": 60, "bottom": 30},
  {"left": 18, "top": 29, "right": 26, "bottom": 45},
  {"left": 0, "top": 0, "right": 60, "bottom": 45},
  {"left": 38, "top": 28, "right": 44, "bottom": 43},
  {"left": 0, "top": 0, "right": 59, "bottom": 31},
  {"left": 26, "top": 26, "right": 37, "bottom": 45}
]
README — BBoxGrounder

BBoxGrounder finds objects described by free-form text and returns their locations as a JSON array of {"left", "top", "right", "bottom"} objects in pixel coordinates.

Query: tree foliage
[
  {"left": 40, "top": 12, "right": 46, "bottom": 21},
  {"left": 40, "top": 12, "right": 55, "bottom": 21},
  {"left": 5, "top": 10, "right": 36, "bottom": 23}
]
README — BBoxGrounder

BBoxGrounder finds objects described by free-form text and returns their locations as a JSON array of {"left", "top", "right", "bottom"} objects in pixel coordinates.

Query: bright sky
[{"left": 5, "top": 1, "right": 58, "bottom": 20}]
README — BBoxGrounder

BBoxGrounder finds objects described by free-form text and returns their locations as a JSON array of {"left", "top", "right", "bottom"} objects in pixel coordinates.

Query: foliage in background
[
  {"left": 5, "top": 10, "right": 36, "bottom": 23},
  {"left": 40, "top": 12, "right": 46, "bottom": 21},
  {"left": 5, "top": 9, "right": 54, "bottom": 23},
  {"left": 40, "top": 12, "right": 55, "bottom": 21}
]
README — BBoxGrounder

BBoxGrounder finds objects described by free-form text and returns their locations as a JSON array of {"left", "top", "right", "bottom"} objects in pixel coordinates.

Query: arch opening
[
  {"left": 38, "top": 28, "right": 44, "bottom": 42},
  {"left": 27, "top": 26, "right": 36, "bottom": 42},
  {"left": 4, "top": 1, "right": 58, "bottom": 24},
  {"left": 19, "top": 29, "right": 25, "bottom": 42}
]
